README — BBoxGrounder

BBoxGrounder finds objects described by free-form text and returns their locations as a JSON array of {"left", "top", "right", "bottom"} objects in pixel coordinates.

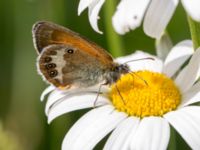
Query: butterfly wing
[
  {"left": 32, "top": 21, "right": 113, "bottom": 65},
  {"left": 33, "top": 21, "right": 114, "bottom": 89}
]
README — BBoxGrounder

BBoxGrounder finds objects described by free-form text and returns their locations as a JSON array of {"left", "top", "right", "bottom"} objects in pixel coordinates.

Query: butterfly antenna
[
  {"left": 128, "top": 71, "right": 148, "bottom": 86},
  {"left": 123, "top": 57, "right": 154, "bottom": 64}
]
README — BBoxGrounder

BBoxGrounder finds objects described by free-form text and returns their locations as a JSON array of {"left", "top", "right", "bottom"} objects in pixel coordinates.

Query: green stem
[
  {"left": 103, "top": 0, "right": 124, "bottom": 57},
  {"left": 168, "top": 127, "right": 177, "bottom": 150},
  {"left": 187, "top": 16, "right": 200, "bottom": 50}
]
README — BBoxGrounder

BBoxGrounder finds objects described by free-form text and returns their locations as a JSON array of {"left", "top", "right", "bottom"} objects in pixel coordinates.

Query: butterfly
[{"left": 32, "top": 21, "right": 129, "bottom": 90}]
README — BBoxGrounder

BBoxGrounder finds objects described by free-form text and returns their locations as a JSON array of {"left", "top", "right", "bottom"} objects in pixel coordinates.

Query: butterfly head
[
  {"left": 116, "top": 64, "right": 129, "bottom": 74},
  {"left": 105, "top": 63, "right": 130, "bottom": 85}
]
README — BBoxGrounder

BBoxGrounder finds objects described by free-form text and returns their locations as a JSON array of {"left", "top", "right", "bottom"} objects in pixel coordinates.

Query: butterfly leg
[
  {"left": 93, "top": 82, "right": 108, "bottom": 108},
  {"left": 115, "top": 84, "right": 126, "bottom": 104}
]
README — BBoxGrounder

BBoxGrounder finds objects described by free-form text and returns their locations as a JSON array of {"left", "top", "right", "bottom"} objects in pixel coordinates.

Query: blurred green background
[{"left": 0, "top": 0, "right": 192, "bottom": 149}]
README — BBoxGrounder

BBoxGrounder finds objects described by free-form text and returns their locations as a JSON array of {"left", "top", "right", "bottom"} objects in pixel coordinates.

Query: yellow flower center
[{"left": 110, "top": 71, "right": 181, "bottom": 118}]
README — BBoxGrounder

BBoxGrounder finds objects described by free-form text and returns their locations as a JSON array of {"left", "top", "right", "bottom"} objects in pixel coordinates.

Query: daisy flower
[
  {"left": 78, "top": 0, "right": 200, "bottom": 38},
  {"left": 41, "top": 40, "right": 200, "bottom": 150}
]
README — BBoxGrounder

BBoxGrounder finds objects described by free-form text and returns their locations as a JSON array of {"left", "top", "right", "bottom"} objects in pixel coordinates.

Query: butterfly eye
[
  {"left": 49, "top": 70, "right": 58, "bottom": 77},
  {"left": 67, "top": 49, "right": 74, "bottom": 54},
  {"left": 44, "top": 57, "right": 52, "bottom": 63},
  {"left": 46, "top": 63, "right": 56, "bottom": 69}
]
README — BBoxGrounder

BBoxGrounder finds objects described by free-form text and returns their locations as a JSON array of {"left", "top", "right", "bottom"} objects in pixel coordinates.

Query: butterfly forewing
[{"left": 32, "top": 21, "right": 113, "bottom": 65}]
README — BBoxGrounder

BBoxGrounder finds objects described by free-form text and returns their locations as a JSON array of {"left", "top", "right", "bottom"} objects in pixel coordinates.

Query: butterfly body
[{"left": 33, "top": 21, "right": 129, "bottom": 89}]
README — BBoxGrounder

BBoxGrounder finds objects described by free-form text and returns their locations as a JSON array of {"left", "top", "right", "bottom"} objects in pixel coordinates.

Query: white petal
[
  {"left": 115, "top": 51, "right": 163, "bottom": 73},
  {"left": 175, "top": 48, "right": 200, "bottom": 93},
  {"left": 112, "top": 0, "right": 150, "bottom": 34},
  {"left": 45, "top": 85, "right": 109, "bottom": 115},
  {"left": 182, "top": 0, "right": 200, "bottom": 22},
  {"left": 164, "top": 106, "right": 200, "bottom": 149},
  {"left": 155, "top": 32, "right": 173, "bottom": 60},
  {"left": 104, "top": 117, "right": 139, "bottom": 150},
  {"left": 45, "top": 89, "right": 67, "bottom": 115},
  {"left": 62, "top": 105, "right": 127, "bottom": 150},
  {"left": 47, "top": 93, "right": 110, "bottom": 123},
  {"left": 180, "top": 81, "right": 200, "bottom": 107},
  {"left": 40, "top": 85, "right": 55, "bottom": 101},
  {"left": 174, "top": 65, "right": 187, "bottom": 89},
  {"left": 144, "top": 0, "right": 179, "bottom": 38},
  {"left": 163, "top": 40, "right": 193, "bottom": 77},
  {"left": 130, "top": 117, "right": 170, "bottom": 150},
  {"left": 78, "top": 0, "right": 94, "bottom": 15},
  {"left": 88, "top": 0, "right": 105, "bottom": 34}
]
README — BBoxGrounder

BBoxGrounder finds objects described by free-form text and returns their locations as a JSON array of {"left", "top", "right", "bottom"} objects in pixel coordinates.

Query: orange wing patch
[{"left": 32, "top": 21, "right": 113, "bottom": 66}]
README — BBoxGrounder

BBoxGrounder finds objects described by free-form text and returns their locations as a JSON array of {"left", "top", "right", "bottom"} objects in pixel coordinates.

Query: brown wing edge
[{"left": 32, "top": 21, "right": 56, "bottom": 54}]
